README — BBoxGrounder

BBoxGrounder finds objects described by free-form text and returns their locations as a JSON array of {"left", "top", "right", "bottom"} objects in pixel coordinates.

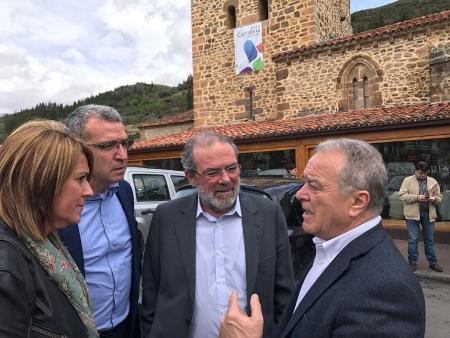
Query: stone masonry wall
[
  {"left": 430, "top": 45, "right": 450, "bottom": 102},
  {"left": 141, "top": 123, "right": 193, "bottom": 140},
  {"left": 275, "top": 24, "right": 450, "bottom": 119},
  {"left": 316, "top": 0, "right": 352, "bottom": 41},
  {"left": 191, "top": 0, "right": 352, "bottom": 128}
]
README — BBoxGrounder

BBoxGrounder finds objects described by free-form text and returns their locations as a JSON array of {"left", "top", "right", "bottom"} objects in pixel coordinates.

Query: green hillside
[
  {"left": 351, "top": 0, "right": 450, "bottom": 34},
  {"left": 0, "top": 75, "right": 193, "bottom": 141}
]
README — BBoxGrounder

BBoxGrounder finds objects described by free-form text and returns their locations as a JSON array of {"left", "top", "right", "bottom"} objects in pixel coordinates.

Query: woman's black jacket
[{"left": 0, "top": 222, "right": 88, "bottom": 338}]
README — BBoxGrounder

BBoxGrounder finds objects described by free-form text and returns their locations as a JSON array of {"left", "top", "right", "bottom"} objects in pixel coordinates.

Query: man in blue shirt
[{"left": 59, "top": 104, "right": 141, "bottom": 338}]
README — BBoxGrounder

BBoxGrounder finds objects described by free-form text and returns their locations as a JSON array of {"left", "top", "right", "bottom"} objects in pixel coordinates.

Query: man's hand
[
  {"left": 219, "top": 291, "right": 264, "bottom": 338},
  {"left": 418, "top": 194, "right": 429, "bottom": 202}
]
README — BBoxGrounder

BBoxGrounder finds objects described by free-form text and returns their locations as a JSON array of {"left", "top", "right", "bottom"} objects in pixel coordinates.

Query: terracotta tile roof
[
  {"left": 273, "top": 10, "right": 450, "bottom": 62},
  {"left": 138, "top": 110, "right": 194, "bottom": 129},
  {"left": 130, "top": 102, "right": 450, "bottom": 152}
]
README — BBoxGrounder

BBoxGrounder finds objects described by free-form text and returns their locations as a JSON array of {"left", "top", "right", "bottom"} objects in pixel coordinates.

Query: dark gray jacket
[
  {"left": 274, "top": 224, "right": 426, "bottom": 338},
  {"left": 141, "top": 192, "right": 294, "bottom": 338}
]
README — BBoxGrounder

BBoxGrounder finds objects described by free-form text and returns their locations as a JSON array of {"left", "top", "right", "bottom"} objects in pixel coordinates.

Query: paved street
[{"left": 420, "top": 277, "right": 450, "bottom": 338}]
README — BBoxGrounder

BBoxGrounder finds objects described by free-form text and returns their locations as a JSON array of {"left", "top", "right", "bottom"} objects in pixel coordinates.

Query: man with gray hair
[
  {"left": 141, "top": 131, "right": 294, "bottom": 338},
  {"left": 220, "top": 138, "right": 425, "bottom": 338},
  {"left": 59, "top": 104, "right": 141, "bottom": 338}
]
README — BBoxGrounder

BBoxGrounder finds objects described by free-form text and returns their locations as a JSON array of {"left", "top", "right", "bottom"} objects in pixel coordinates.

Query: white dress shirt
[
  {"left": 294, "top": 216, "right": 381, "bottom": 312},
  {"left": 188, "top": 196, "right": 247, "bottom": 338}
]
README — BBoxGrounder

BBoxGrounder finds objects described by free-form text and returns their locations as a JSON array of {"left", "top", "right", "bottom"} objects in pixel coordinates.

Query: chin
[{"left": 302, "top": 223, "right": 315, "bottom": 235}]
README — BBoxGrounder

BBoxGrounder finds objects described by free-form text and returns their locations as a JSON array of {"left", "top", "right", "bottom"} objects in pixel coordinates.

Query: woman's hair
[{"left": 0, "top": 120, "right": 93, "bottom": 241}]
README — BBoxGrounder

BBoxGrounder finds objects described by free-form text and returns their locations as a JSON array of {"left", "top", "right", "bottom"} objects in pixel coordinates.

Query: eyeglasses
[
  {"left": 191, "top": 163, "right": 241, "bottom": 179},
  {"left": 89, "top": 139, "right": 134, "bottom": 151}
]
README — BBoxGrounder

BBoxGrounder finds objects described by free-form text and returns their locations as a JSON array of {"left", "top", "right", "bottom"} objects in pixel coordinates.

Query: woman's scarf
[{"left": 24, "top": 232, "right": 99, "bottom": 338}]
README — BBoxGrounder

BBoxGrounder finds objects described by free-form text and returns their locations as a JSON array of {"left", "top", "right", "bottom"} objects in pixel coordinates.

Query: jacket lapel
[
  {"left": 174, "top": 193, "right": 198, "bottom": 305},
  {"left": 274, "top": 260, "right": 314, "bottom": 337},
  {"left": 281, "top": 224, "right": 385, "bottom": 337},
  {"left": 116, "top": 181, "right": 139, "bottom": 249},
  {"left": 240, "top": 193, "right": 262, "bottom": 306}
]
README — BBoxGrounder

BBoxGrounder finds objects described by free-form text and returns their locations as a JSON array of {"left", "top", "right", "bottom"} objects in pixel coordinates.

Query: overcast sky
[{"left": 0, "top": 0, "right": 396, "bottom": 115}]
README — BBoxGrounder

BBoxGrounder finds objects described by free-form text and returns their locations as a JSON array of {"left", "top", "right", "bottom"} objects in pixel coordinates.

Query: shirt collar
[
  {"left": 313, "top": 215, "right": 381, "bottom": 258},
  {"left": 86, "top": 182, "right": 119, "bottom": 202},
  {"left": 196, "top": 194, "right": 242, "bottom": 220}
]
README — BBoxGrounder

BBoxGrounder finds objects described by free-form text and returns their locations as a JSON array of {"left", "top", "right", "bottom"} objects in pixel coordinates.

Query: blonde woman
[{"left": 0, "top": 120, "right": 98, "bottom": 337}]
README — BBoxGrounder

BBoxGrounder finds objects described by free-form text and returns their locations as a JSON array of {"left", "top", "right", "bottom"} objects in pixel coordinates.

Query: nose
[
  {"left": 217, "top": 170, "right": 232, "bottom": 183},
  {"left": 115, "top": 143, "right": 128, "bottom": 161},
  {"left": 296, "top": 184, "right": 308, "bottom": 201},
  {"left": 83, "top": 181, "right": 94, "bottom": 197}
]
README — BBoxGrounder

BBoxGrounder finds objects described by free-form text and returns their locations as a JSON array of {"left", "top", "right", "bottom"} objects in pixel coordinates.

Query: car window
[
  {"left": 387, "top": 176, "right": 407, "bottom": 191},
  {"left": 171, "top": 175, "right": 188, "bottom": 191},
  {"left": 132, "top": 174, "right": 170, "bottom": 202}
]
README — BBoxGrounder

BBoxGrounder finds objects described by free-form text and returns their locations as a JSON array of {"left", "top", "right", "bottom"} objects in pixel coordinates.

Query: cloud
[
  {"left": 0, "top": 0, "right": 192, "bottom": 115},
  {"left": 61, "top": 48, "right": 85, "bottom": 64}
]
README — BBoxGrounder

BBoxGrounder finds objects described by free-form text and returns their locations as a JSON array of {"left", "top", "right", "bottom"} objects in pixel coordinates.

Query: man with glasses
[
  {"left": 141, "top": 131, "right": 294, "bottom": 338},
  {"left": 59, "top": 104, "right": 141, "bottom": 338}
]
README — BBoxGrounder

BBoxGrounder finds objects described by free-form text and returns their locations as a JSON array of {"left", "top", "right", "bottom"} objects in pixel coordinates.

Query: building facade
[
  {"left": 131, "top": 2, "right": 450, "bottom": 234},
  {"left": 191, "top": 0, "right": 352, "bottom": 127}
]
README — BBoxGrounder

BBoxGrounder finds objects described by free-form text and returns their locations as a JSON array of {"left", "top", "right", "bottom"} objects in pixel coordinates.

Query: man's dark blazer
[
  {"left": 274, "top": 223, "right": 426, "bottom": 338},
  {"left": 59, "top": 180, "right": 141, "bottom": 338},
  {"left": 141, "top": 192, "right": 294, "bottom": 338}
]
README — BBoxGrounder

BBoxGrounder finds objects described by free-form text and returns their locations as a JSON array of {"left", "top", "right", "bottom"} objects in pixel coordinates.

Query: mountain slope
[{"left": 351, "top": 0, "right": 450, "bottom": 34}]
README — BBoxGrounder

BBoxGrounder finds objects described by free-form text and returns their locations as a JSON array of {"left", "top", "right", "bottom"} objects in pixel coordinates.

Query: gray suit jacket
[
  {"left": 141, "top": 192, "right": 294, "bottom": 338},
  {"left": 274, "top": 223, "right": 425, "bottom": 338}
]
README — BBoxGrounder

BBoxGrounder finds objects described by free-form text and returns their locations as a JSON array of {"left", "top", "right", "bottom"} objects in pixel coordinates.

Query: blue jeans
[{"left": 406, "top": 212, "right": 437, "bottom": 264}]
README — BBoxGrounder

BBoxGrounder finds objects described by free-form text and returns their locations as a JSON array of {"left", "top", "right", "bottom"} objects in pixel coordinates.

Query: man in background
[
  {"left": 59, "top": 104, "right": 141, "bottom": 338},
  {"left": 399, "top": 161, "right": 443, "bottom": 272},
  {"left": 141, "top": 131, "right": 294, "bottom": 338},
  {"left": 220, "top": 138, "right": 425, "bottom": 338}
]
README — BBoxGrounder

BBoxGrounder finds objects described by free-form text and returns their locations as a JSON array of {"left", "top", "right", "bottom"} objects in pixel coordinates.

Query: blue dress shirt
[{"left": 79, "top": 184, "right": 132, "bottom": 330}]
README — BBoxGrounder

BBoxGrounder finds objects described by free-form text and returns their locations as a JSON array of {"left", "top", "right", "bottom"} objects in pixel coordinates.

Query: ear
[
  {"left": 348, "top": 190, "right": 370, "bottom": 218},
  {"left": 185, "top": 170, "right": 197, "bottom": 187}
]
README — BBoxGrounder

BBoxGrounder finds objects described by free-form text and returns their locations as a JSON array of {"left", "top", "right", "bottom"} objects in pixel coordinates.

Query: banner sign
[{"left": 234, "top": 22, "right": 264, "bottom": 75}]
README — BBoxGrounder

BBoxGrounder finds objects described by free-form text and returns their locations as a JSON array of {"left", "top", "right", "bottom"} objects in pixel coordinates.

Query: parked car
[
  {"left": 175, "top": 177, "right": 314, "bottom": 279},
  {"left": 381, "top": 175, "right": 408, "bottom": 219},
  {"left": 124, "top": 166, "right": 187, "bottom": 250}
]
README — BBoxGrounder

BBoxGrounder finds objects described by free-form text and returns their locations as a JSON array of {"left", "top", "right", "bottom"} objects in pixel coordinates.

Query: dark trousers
[{"left": 99, "top": 317, "right": 130, "bottom": 338}]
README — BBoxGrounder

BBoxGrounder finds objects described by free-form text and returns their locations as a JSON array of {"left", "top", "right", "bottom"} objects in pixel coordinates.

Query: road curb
[{"left": 415, "top": 270, "right": 450, "bottom": 282}]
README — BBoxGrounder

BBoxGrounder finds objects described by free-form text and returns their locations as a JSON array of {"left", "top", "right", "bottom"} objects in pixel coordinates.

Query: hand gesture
[{"left": 219, "top": 291, "right": 264, "bottom": 338}]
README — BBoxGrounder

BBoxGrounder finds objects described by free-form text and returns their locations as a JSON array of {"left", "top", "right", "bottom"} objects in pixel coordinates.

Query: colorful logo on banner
[{"left": 234, "top": 22, "right": 264, "bottom": 75}]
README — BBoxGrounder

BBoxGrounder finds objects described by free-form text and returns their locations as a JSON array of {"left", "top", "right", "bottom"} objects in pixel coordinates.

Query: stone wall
[
  {"left": 274, "top": 24, "right": 450, "bottom": 119},
  {"left": 141, "top": 123, "right": 193, "bottom": 140},
  {"left": 430, "top": 45, "right": 450, "bottom": 102},
  {"left": 191, "top": 0, "right": 352, "bottom": 128},
  {"left": 316, "top": 0, "right": 352, "bottom": 41}
]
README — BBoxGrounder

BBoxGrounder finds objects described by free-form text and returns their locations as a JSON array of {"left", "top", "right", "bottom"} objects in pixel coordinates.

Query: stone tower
[{"left": 191, "top": 0, "right": 352, "bottom": 128}]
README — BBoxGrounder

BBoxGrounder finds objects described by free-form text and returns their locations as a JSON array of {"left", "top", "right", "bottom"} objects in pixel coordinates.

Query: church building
[{"left": 129, "top": 1, "right": 450, "bottom": 234}]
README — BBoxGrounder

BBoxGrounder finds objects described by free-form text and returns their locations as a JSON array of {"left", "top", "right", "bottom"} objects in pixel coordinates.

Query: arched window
[
  {"left": 259, "top": 0, "right": 269, "bottom": 21},
  {"left": 336, "top": 55, "right": 383, "bottom": 112},
  {"left": 363, "top": 77, "right": 369, "bottom": 108},
  {"left": 353, "top": 79, "right": 359, "bottom": 110},
  {"left": 227, "top": 6, "right": 237, "bottom": 29}
]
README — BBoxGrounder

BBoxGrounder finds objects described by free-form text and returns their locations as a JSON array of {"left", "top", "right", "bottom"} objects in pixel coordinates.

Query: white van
[{"left": 124, "top": 166, "right": 187, "bottom": 249}]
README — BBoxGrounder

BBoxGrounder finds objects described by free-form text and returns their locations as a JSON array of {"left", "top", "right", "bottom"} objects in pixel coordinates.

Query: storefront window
[
  {"left": 373, "top": 139, "right": 450, "bottom": 222},
  {"left": 142, "top": 148, "right": 297, "bottom": 179},
  {"left": 239, "top": 149, "right": 296, "bottom": 178}
]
